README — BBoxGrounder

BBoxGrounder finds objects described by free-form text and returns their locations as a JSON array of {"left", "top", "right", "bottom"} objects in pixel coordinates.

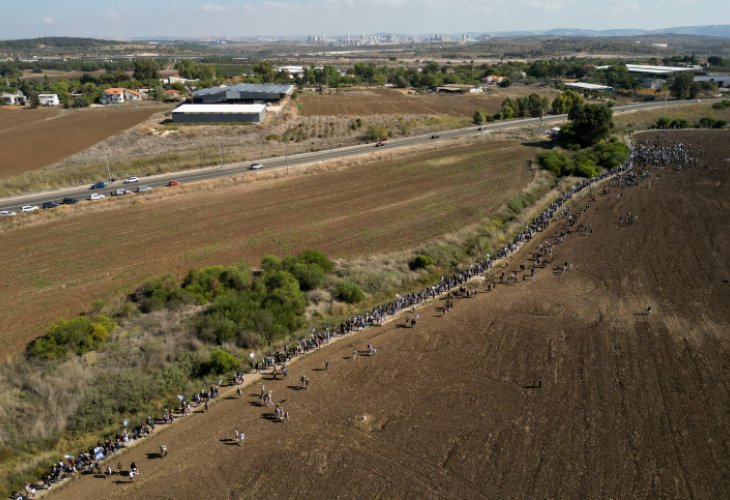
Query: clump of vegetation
[
  {"left": 27, "top": 315, "right": 117, "bottom": 360},
  {"left": 333, "top": 281, "right": 365, "bottom": 304},
  {"left": 537, "top": 140, "right": 629, "bottom": 178},
  {"left": 558, "top": 104, "right": 615, "bottom": 148},
  {"left": 654, "top": 116, "right": 727, "bottom": 130},
  {"left": 409, "top": 255, "right": 434, "bottom": 270},
  {"left": 365, "top": 125, "right": 389, "bottom": 141}
]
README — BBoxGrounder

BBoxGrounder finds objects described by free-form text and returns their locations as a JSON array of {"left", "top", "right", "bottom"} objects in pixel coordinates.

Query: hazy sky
[{"left": 1, "top": 0, "right": 728, "bottom": 39}]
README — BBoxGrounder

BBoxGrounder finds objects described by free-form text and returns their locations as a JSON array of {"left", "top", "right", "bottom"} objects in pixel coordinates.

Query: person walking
[{"left": 324, "top": 359, "right": 329, "bottom": 371}]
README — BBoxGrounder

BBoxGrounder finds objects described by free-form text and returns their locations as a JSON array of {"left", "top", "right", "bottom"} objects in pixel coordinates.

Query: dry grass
[{"left": 614, "top": 101, "right": 730, "bottom": 132}]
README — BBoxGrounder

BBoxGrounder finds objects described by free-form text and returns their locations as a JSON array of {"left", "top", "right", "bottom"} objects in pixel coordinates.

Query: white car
[
  {"left": 124, "top": 176, "right": 140, "bottom": 184},
  {"left": 249, "top": 163, "right": 264, "bottom": 170},
  {"left": 21, "top": 205, "right": 39, "bottom": 212},
  {"left": 0, "top": 210, "right": 16, "bottom": 217},
  {"left": 89, "top": 193, "right": 106, "bottom": 201}
]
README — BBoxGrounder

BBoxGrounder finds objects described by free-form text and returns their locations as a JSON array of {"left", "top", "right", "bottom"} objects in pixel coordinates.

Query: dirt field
[
  {"left": 48, "top": 130, "right": 730, "bottom": 499},
  {"left": 298, "top": 87, "right": 557, "bottom": 117},
  {"left": 0, "top": 105, "right": 170, "bottom": 177},
  {"left": 0, "top": 140, "right": 537, "bottom": 356}
]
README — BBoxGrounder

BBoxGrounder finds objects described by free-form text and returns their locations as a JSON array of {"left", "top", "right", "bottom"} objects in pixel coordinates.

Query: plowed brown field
[
  {"left": 298, "top": 88, "right": 555, "bottom": 117},
  {"left": 0, "top": 140, "right": 537, "bottom": 356},
  {"left": 48, "top": 130, "right": 730, "bottom": 499},
  {"left": 0, "top": 105, "right": 169, "bottom": 177}
]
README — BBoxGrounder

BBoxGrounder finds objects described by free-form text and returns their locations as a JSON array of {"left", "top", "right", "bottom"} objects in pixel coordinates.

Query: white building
[
  {"left": 1, "top": 91, "right": 26, "bottom": 105},
  {"left": 37, "top": 94, "right": 60, "bottom": 106},
  {"left": 100, "top": 88, "right": 143, "bottom": 105},
  {"left": 276, "top": 66, "right": 305, "bottom": 78}
]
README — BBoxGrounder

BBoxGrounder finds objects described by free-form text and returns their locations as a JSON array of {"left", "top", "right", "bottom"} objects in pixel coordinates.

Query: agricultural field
[
  {"left": 614, "top": 101, "right": 730, "bottom": 132},
  {"left": 49, "top": 130, "right": 730, "bottom": 499},
  {"left": 0, "top": 139, "right": 539, "bottom": 356},
  {"left": 297, "top": 87, "right": 558, "bottom": 117},
  {"left": 0, "top": 104, "right": 171, "bottom": 177}
]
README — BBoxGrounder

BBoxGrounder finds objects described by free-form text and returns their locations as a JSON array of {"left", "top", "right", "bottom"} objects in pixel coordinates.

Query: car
[
  {"left": 62, "top": 197, "right": 79, "bottom": 205},
  {"left": 375, "top": 141, "right": 386, "bottom": 147},
  {"left": 167, "top": 180, "right": 181, "bottom": 187},
  {"left": 0, "top": 210, "right": 16, "bottom": 217},
  {"left": 90, "top": 181, "right": 108, "bottom": 190},
  {"left": 431, "top": 134, "right": 440, "bottom": 139},
  {"left": 477, "top": 127, "right": 483, "bottom": 131},
  {"left": 42, "top": 201, "right": 61, "bottom": 209},
  {"left": 136, "top": 185, "right": 153, "bottom": 193},
  {"left": 89, "top": 193, "right": 106, "bottom": 201},
  {"left": 21, "top": 205, "right": 39, "bottom": 212},
  {"left": 249, "top": 163, "right": 264, "bottom": 170},
  {"left": 110, "top": 188, "right": 131, "bottom": 196},
  {"left": 124, "top": 176, "right": 140, "bottom": 184}
]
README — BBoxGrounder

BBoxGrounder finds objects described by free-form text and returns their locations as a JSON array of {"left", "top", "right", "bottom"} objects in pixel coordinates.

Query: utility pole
[
  {"left": 285, "top": 139, "right": 289, "bottom": 176},
  {"left": 105, "top": 148, "right": 112, "bottom": 182},
  {"left": 219, "top": 139, "right": 223, "bottom": 167}
]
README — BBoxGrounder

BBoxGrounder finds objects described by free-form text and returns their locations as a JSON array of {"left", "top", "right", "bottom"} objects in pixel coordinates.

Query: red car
[{"left": 167, "top": 180, "right": 181, "bottom": 187}]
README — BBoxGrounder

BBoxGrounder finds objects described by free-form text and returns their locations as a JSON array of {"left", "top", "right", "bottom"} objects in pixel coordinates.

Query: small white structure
[
  {"left": 37, "top": 94, "right": 60, "bottom": 106},
  {"left": 100, "top": 88, "right": 143, "bottom": 104},
  {"left": 565, "top": 82, "right": 614, "bottom": 93},
  {"left": 276, "top": 66, "right": 305, "bottom": 78},
  {"left": 1, "top": 91, "right": 26, "bottom": 105}
]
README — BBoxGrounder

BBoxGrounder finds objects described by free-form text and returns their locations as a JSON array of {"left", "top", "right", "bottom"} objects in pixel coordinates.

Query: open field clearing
[
  {"left": 0, "top": 105, "right": 171, "bottom": 177},
  {"left": 0, "top": 140, "right": 538, "bottom": 356},
  {"left": 50, "top": 130, "right": 730, "bottom": 499},
  {"left": 297, "top": 87, "right": 558, "bottom": 117},
  {"left": 614, "top": 101, "right": 730, "bottom": 131}
]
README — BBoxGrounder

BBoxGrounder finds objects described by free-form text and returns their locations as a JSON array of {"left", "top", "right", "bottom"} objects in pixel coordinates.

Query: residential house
[
  {"left": 100, "top": 88, "right": 143, "bottom": 104},
  {"left": 37, "top": 94, "right": 60, "bottom": 106},
  {"left": 1, "top": 91, "right": 26, "bottom": 105}
]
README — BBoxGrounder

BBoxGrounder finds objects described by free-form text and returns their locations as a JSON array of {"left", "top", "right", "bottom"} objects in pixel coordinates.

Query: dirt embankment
[{"left": 49, "top": 130, "right": 730, "bottom": 499}]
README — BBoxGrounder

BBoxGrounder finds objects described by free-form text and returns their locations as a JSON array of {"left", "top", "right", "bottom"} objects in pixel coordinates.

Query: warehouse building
[
  {"left": 192, "top": 83, "right": 294, "bottom": 104},
  {"left": 172, "top": 104, "right": 267, "bottom": 123},
  {"left": 625, "top": 64, "right": 703, "bottom": 89}
]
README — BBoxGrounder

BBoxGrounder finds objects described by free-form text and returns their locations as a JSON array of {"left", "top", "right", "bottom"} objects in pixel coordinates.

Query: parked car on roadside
[
  {"left": 431, "top": 134, "right": 440, "bottom": 139},
  {"left": 90, "top": 181, "right": 108, "bottom": 190},
  {"left": 89, "top": 193, "right": 105, "bottom": 201},
  {"left": 21, "top": 205, "right": 39, "bottom": 212},
  {"left": 0, "top": 210, "right": 16, "bottom": 217},
  {"left": 42, "top": 201, "right": 61, "bottom": 209},
  {"left": 124, "top": 176, "right": 140, "bottom": 184},
  {"left": 62, "top": 197, "right": 79, "bottom": 204},
  {"left": 375, "top": 141, "right": 386, "bottom": 147},
  {"left": 167, "top": 180, "right": 181, "bottom": 187},
  {"left": 136, "top": 185, "right": 153, "bottom": 193},
  {"left": 111, "top": 188, "right": 131, "bottom": 196}
]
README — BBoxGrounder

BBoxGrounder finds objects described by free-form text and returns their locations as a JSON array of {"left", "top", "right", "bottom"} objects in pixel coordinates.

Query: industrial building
[
  {"left": 625, "top": 64, "right": 703, "bottom": 89},
  {"left": 192, "top": 83, "right": 294, "bottom": 104},
  {"left": 564, "top": 82, "right": 614, "bottom": 94},
  {"left": 694, "top": 74, "right": 730, "bottom": 88},
  {"left": 171, "top": 103, "right": 267, "bottom": 123}
]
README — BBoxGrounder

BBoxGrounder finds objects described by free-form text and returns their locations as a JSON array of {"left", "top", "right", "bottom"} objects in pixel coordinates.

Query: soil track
[
  {"left": 0, "top": 105, "right": 169, "bottom": 177},
  {"left": 0, "top": 140, "right": 536, "bottom": 356},
  {"left": 49, "top": 130, "right": 730, "bottom": 499}
]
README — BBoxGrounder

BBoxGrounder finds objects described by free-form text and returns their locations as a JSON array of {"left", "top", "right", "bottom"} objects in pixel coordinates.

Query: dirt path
[{"left": 47, "top": 131, "right": 730, "bottom": 499}]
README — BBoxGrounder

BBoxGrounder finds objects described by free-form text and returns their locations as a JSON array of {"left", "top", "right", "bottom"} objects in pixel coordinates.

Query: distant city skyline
[{"left": 1, "top": 0, "right": 729, "bottom": 39}]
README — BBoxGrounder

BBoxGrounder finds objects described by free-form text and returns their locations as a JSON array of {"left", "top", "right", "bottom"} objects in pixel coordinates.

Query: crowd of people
[{"left": 18, "top": 139, "right": 704, "bottom": 500}]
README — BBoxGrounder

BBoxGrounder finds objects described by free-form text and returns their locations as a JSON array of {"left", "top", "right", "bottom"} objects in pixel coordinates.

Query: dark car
[
  {"left": 431, "top": 134, "right": 440, "bottom": 139},
  {"left": 90, "top": 181, "right": 108, "bottom": 190},
  {"left": 42, "top": 201, "right": 61, "bottom": 209},
  {"left": 167, "top": 180, "right": 181, "bottom": 187},
  {"left": 62, "top": 197, "right": 79, "bottom": 205},
  {"left": 375, "top": 141, "right": 386, "bottom": 147}
]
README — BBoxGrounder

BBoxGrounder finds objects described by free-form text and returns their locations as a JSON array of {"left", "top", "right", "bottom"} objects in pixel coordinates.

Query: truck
[{"left": 110, "top": 188, "right": 131, "bottom": 196}]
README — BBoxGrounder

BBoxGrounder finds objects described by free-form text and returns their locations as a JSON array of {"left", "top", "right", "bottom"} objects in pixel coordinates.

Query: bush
[
  {"left": 287, "top": 262, "right": 325, "bottom": 290},
  {"left": 28, "top": 315, "right": 117, "bottom": 359},
  {"left": 202, "top": 349, "right": 239, "bottom": 376},
  {"left": 409, "top": 255, "right": 434, "bottom": 270},
  {"left": 260, "top": 254, "right": 282, "bottom": 272},
  {"left": 333, "top": 281, "right": 364, "bottom": 304},
  {"left": 295, "top": 249, "right": 334, "bottom": 273},
  {"left": 365, "top": 125, "right": 388, "bottom": 141},
  {"left": 132, "top": 274, "right": 180, "bottom": 312}
]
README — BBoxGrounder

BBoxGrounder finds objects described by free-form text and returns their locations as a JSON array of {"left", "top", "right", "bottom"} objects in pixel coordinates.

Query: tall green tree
[
  {"left": 669, "top": 71, "right": 695, "bottom": 100},
  {"left": 253, "top": 61, "right": 275, "bottom": 83},
  {"left": 132, "top": 59, "right": 160, "bottom": 81},
  {"left": 566, "top": 104, "right": 614, "bottom": 148}
]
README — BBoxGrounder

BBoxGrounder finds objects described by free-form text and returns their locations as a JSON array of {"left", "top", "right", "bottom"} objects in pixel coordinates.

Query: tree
[
  {"left": 132, "top": 59, "right": 159, "bottom": 81},
  {"left": 365, "top": 125, "right": 388, "bottom": 141},
  {"left": 551, "top": 90, "right": 584, "bottom": 114},
  {"left": 473, "top": 110, "right": 484, "bottom": 124},
  {"left": 565, "top": 104, "right": 614, "bottom": 148},
  {"left": 253, "top": 61, "right": 275, "bottom": 83},
  {"left": 669, "top": 71, "right": 695, "bottom": 100}
]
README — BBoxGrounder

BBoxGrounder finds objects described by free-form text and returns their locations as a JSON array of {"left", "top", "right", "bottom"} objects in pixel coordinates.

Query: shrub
[
  {"left": 295, "top": 249, "right": 334, "bottom": 273},
  {"left": 202, "top": 349, "right": 239, "bottom": 376},
  {"left": 132, "top": 274, "right": 179, "bottom": 312},
  {"left": 28, "top": 315, "right": 117, "bottom": 359},
  {"left": 333, "top": 281, "right": 364, "bottom": 304},
  {"left": 287, "top": 262, "right": 325, "bottom": 291},
  {"left": 260, "top": 254, "right": 282, "bottom": 272},
  {"left": 409, "top": 255, "right": 434, "bottom": 270}
]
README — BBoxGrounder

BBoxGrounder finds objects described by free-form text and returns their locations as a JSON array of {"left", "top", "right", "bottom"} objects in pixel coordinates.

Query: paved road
[{"left": 0, "top": 99, "right": 709, "bottom": 213}]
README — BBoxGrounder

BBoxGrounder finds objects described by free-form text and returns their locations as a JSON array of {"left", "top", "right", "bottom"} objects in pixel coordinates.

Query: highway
[{"left": 0, "top": 99, "right": 710, "bottom": 213}]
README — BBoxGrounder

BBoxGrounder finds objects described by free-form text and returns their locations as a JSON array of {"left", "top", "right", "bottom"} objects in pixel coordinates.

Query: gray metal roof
[{"left": 193, "top": 83, "right": 293, "bottom": 97}]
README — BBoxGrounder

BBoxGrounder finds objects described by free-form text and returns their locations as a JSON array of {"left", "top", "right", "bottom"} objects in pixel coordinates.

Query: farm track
[{"left": 48, "top": 130, "right": 730, "bottom": 499}]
